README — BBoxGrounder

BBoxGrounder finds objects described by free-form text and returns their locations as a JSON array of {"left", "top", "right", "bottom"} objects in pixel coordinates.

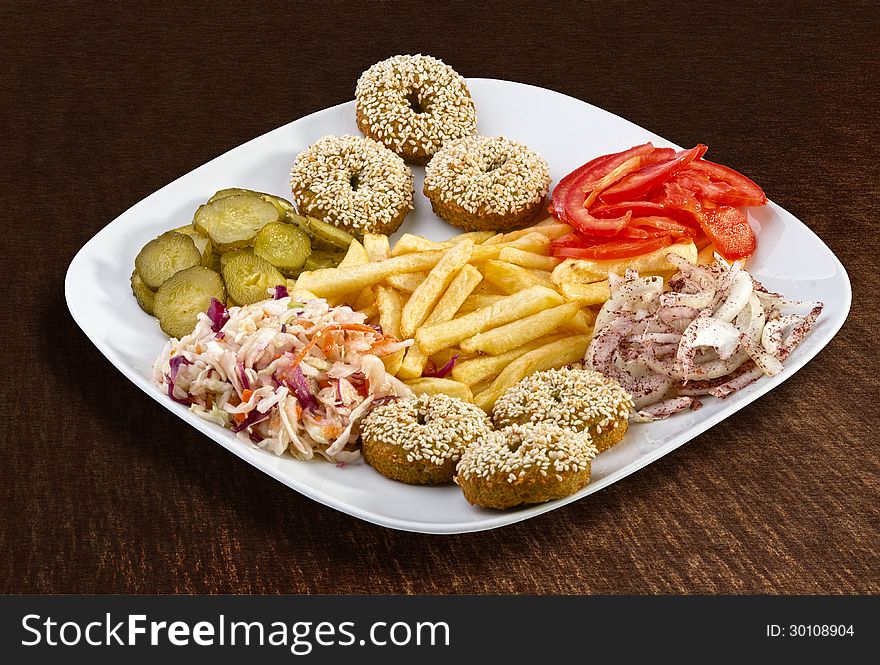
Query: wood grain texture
[{"left": 1, "top": 1, "right": 877, "bottom": 594}]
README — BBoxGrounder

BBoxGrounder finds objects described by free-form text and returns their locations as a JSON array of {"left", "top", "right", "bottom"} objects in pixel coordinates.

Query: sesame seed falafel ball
[
  {"left": 492, "top": 367, "right": 635, "bottom": 453},
  {"left": 361, "top": 393, "right": 492, "bottom": 486},
  {"left": 455, "top": 422, "right": 598, "bottom": 510},
  {"left": 289, "top": 134, "right": 414, "bottom": 236},
  {"left": 355, "top": 54, "right": 478, "bottom": 165},
  {"left": 423, "top": 135, "right": 551, "bottom": 232}
]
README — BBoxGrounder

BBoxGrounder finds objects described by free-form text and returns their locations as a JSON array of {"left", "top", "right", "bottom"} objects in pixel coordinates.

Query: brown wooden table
[{"left": 2, "top": 1, "right": 877, "bottom": 594}]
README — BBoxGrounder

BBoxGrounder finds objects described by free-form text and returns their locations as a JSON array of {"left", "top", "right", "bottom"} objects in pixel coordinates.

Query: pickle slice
[
  {"left": 303, "top": 249, "right": 345, "bottom": 271},
  {"left": 130, "top": 270, "right": 156, "bottom": 315},
  {"left": 287, "top": 213, "right": 355, "bottom": 251},
  {"left": 208, "top": 188, "right": 294, "bottom": 217},
  {"left": 171, "top": 224, "right": 213, "bottom": 265},
  {"left": 134, "top": 232, "right": 202, "bottom": 290},
  {"left": 253, "top": 222, "right": 311, "bottom": 276},
  {"left": 193, "top": 194, "right": 283, "bottom": 251},
  {"left": 153, "top": 266, "right": 226, "bottom": 339},
  {"left": 221, "top": 252, "right": 286, "bottom": 305}
]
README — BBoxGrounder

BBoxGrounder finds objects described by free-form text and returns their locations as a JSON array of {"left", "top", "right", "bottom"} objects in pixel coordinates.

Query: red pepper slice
[
  {"left": 550, "top": 142, "right": 655, "bottom": 219},
  {"left": 697, "top": 206, "right": 756, "bottom": 260},
  {"left": 599, "top": 144, "right": 708, "bottom": 205},
  {"left": 686, "top": 159, "right": 767, "bottom": 206},
  {"left": 553, "top": 235, "right": 672, "bottom": 260}
]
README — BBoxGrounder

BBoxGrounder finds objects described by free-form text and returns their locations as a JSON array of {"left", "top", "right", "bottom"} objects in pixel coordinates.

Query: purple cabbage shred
[{"left": 207, "top": 298, "right": 229, "bottom": 333}]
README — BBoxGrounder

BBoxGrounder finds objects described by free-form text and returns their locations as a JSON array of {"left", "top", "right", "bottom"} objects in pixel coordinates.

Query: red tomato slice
[
  {"left": 687, "top": 159, "right": 767, "bottom": 206},
  {"left": 630, "top": 216, "right": 697, "bottom": 239},
  {"left": 566, "top": 206, "right": 633, "bottom": 237},
  {"left": 553, "top": 235, "right": 672, "bottom": 260},
  {"left": 591, "top": 201, "right": 701, "bottom": 229},
  {"left": 599, "top": 144, "right": 708, "bottom": 205},
  {"left": 551, "top": 143, "right": 655, "bottom": 219},
  {"left": 697, "top": 206, "right": 756, "bottom": 260}
]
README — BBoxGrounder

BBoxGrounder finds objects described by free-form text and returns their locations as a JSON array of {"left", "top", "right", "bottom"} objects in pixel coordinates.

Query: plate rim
[{"left": 65, "top": 77, "right": 853, "bottom": 534}]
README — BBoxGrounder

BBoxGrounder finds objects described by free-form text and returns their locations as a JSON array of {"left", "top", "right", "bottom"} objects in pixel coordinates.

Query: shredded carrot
[
  {"left": 289, "top": 323, "right": 381, "bottom": 368},
  {"left": 242, "top": 389, "right": 254, "bottom": 402},
  {"left": 233, "top": 412, "right": 247, "bottom": 425}
]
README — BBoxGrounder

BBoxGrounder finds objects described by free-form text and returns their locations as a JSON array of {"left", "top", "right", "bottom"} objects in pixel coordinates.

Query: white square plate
[{"left": 66, "top": 79, "right": 851, "bottom": 533}]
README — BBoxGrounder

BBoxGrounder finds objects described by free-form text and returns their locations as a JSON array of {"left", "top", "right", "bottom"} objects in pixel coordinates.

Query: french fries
[
  {"left": 459, "top": 301, "right": 580, "bottom": 355},
  {"left": 481, "top": 260, "right": 555, "bottom": 294},
  {"left": 473, "top": 335, "right": 592, "bottom": 412},
  {"left": 406, "top": 377, "right": 473, "bottom": 403},
  {"left": 451, "top": 334, "right": 568, "bottom": 386},
  {"left": 376, "top": 285, "right": 405, "bottom": 375},
  {"left": 415, "top": 285, "right": 564, "bottom": 356},
  {"left": 363, "top": 233, "right": 391, "bottom": 262},
  {"left": 551, "top": 241, "right": 697, "bottom": 284},
  {"left": 397, "top": 264, "right": 482, "bottom": 380},
  {"left": 295, "top": 251, "right": 442, "bottom": 298},
  {"left": 400, "top": 239, "right": 474, "bottom": 338},
  {"left": 558, "top": 280, "right": 611, "bottom": 306},
  {"left": 293, "top": 214, "right": 695, "bottom": 408},
  {"left": 498, "top": 246, "right": 562, "bottom": 271},
  {"left": 384, "top": 272, "right": 426, "bottom": 293}
]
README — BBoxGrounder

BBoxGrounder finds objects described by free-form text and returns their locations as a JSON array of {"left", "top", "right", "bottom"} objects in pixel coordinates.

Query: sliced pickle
[
  {"left": 193, "top": 194, "right": 283, "bottom": 251},
  {"left": 219, "top": 247, "right": 252, "bottom": 273},
  {"left": 253, "top": 222, "right": 311, "bottom": 276},
  {"left": 153, "top": 266, "right": 226, "bottom": 339},
  {"left": 208, "top": 188, "right": 294, "bottom": 217},
  {"left": 134, "top": 232, "right": 202, "bottom": 290},
  {"left": 130, "top": 269, "right": 156, "bottom": 315},
  {"left": 221, "top": 252, "right": 286, "bottom": 305},
  {"left": 287, "top": 213, "right": 355, "bottom": 251},
  {"left": 303, "top": 249, "right": 345, "bottom": 271},
  {"left": 170, "top": 224, "right": 213, "bottom": 265}
]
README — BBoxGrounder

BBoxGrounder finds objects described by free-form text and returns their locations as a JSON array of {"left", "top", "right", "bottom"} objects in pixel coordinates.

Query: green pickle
[
  {"left": 253, "top": 222, "right": 311, "bottom": 275},
  {"left": 193, "top": 194, "right": 283, "bottom": 251},
  {"left": 303, "top": 249, "right": 345, "bottom": 271},
  {"left": 287, "top": 213, "right": 355, "bottom": 251},
  {"left": 153, "top": 266, "right": 226, "bottom": 339},
  {"left": 130, "top": 270, "right": 156, "bottom": 315},
  {"left": 134, "top": 231, "right": 202, "bottom": 290},
  {"left": 222, "top": 252, "right": 286, "bottom": 305}
]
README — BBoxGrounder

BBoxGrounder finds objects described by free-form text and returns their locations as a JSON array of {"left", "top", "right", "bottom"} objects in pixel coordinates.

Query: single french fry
[
  {"left": 459, "top": 301, "right": 581, "bottom": 355},
  {"left": 295, "top": 251, "right": 442, "bottom": 299},
  {"left": 376, "top": 285, "right": 405, "bottom": 375},
  {"left": 415, "top": 285, "right": 564, "bottom": 356},
  {"left": 532, "top": 223, "right": 573, "bottom": 240},
  {"left": 397, "top": 265, "right": 482, "bottom": 380},
  {"left": 481, "top": 260, "right": 555, "bottom": 295},
  {"left": 376, "top": 285, "right": 403, "bottom": 337},
  {"left": 353, "top": 287, "right": 377, "bottom": 311},
  {"left": 391, "top": 232, "right": 492, "bottom": 256},
  {"left": 363, "top": 233, "right": 391, "bottom": 262},
  {"left": 473, "top": 335, "right": 592, "bottom": 412},
  {"left": 406, "top": 377, "right": 473, "bottom": 403},
  {"left": 457, "top": 293, "right": 506, "bottom": 315},
  {"left": 338, "top": 239, "right": 369, "bottom": 268},
  {"left": 566, "top": 307, "right": 596, "bottom": 333},
  {"left": 384, "top": 272, "right": 426, "bottom": 293},
  {"left": 558, "top": 280, "right": 611, "bottom": 306},
  {"left": 429, "top": 347, "right": 466, "bottom": 370},
  {"left": 498, "top": 246, "right": 562, "bottom": 271},
  {"left": 359, "top": 302, "right": 379, "bottom": 321},
  {"left": 551, "top": 241, "right": 698, "bottom": 283},
  {"left": 400, "top": 239, "right": 474, "bottom": 338},
  {"left": 451, "top": 334, "right": 568, "bottom": 386}
]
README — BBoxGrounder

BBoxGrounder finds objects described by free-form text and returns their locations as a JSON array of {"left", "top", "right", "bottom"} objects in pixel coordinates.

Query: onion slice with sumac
[{"left": 586, "top": 253, "right": 823, "bottom": 420}]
